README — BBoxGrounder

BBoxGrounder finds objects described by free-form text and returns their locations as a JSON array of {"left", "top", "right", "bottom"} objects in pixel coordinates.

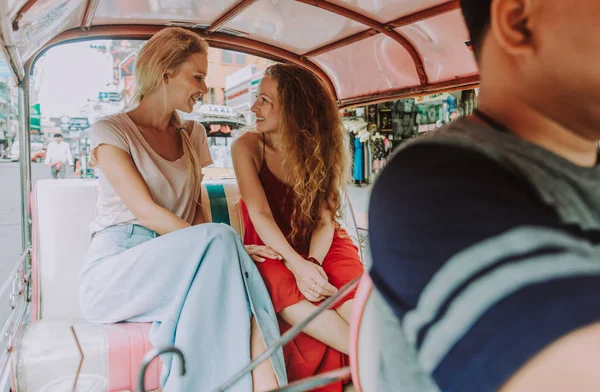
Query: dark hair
[
  {"left": 460, "top": 0, "right": 492, "bottom": 58},
  {"left": 53, "top": 133, "right": 63, "bottom": 138}
]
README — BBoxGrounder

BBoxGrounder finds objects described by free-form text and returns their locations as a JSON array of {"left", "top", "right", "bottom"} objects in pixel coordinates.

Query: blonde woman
[
  {"left": 232, "top": 64, "right": 364, "bottom": 390},
  {"left": 78, "top": 28, "right": 285, "bottom": 392}
]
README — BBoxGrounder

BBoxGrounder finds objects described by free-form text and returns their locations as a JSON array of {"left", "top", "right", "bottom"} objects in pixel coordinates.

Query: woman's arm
[
  {"left": 192, "top": 203, "right": 207, "bottom": 225},
  {"left": 192, "top": 191, "right": 208, "bottom": 225},
  {"left": 96, "top": 144, "right": 190, "bottom": 235},
  {"left": 307, "top": 205, "right": 335, "bottom": 265}
]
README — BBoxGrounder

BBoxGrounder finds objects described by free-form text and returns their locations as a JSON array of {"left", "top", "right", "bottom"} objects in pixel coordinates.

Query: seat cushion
[{"left": 14, "top": 321, "right": 160, "bottom": 392}]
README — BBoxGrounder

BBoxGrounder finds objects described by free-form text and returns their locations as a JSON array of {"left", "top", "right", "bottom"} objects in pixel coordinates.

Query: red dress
[{"left": 240, "top": 160, "right": 364, "bottom": 391}]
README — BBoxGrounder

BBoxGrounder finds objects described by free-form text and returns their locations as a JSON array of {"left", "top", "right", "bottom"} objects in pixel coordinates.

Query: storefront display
[
  {"left": 392, "top": 99, "right": 418, "bottom": 139},
  {"left": 415, "top": 93, "right": 458, "bottom": 133},
  {"left": 340, "top": 89, "right": 477, "bottom": 185}
]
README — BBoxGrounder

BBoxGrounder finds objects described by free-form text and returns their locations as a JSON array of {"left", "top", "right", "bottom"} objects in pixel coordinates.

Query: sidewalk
[{"left": 346, "top": 184, "right": 371, "bottom": 229}]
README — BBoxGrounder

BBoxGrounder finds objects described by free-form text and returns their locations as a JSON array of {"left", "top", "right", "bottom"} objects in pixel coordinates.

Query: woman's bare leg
[
  {"left": 250, "top": 316, "right": 279, "bottom": 391},
  {"left": 279, "top": 300, "right": 350, "bottom": 354}
]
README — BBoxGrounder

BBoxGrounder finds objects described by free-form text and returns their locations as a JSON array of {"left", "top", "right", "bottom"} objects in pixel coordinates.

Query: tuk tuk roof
[{"left": 0, "top": 0, "right": 479, "bottom": 107}]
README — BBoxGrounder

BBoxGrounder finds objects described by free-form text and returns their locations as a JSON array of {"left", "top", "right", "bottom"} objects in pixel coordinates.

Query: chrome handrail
[
  {"left": 0, "top": 248, "right": 31, "bottom": 302},
  {"left": 0, "top": 290, "right": 29, "bottom": 391},
  {"left": 0, "top": 247, "right": 32, "bottom": 383},
  {"left": 138, "top": 346, "right": 186, "bottom": 392}
]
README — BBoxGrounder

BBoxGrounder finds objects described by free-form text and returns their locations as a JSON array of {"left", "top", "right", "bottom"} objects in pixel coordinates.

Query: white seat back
[{"left": 33, "top": 179, "right": 98, "bottom": 321}]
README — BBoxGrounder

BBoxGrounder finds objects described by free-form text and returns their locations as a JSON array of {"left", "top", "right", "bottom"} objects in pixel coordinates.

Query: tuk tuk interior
[{"left": 0, "top": 0, "right": 480, "bottom": 391}]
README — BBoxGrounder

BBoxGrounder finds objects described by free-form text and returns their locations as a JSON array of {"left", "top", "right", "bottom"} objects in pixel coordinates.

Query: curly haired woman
[{"left": 232, "top": 63, "right": 364, "bottom": 391}]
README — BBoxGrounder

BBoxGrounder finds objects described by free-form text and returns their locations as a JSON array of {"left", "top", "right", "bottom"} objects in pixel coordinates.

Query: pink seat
[
  {"left": 103, "top": 323, "right": 161, "bottom": 391},
  {"left": 15, "top": 321, "right": 161, "bottom": 391}
]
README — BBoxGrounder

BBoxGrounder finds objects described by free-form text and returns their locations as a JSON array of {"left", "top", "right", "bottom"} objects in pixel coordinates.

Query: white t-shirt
[
  {"left": 44, "top": 141, "right": 73, "bottom": 165},
  {"left": 88, "top": 113, "right": 213, "bottom": 236}
]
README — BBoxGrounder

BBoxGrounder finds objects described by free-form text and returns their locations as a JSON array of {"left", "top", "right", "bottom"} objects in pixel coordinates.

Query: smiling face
[
  {"left": 165, "top": 52, "right": 208, "bottom": 113},
  {"left": 251, "top": 75, "right": 281, "bottom": 134}
]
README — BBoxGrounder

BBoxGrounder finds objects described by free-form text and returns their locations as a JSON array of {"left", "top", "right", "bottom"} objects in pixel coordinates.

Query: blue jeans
[{"left": 79, "top": 223, "right": 287, "bottom": 391}]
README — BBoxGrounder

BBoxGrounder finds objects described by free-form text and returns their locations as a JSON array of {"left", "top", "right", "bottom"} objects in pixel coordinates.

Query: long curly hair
[{"left": 265, "top": 63, "right": 349, "bottom": 243}]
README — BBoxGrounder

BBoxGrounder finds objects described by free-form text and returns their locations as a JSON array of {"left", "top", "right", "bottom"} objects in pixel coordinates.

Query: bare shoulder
[
  {"left": 232, "top": 132, "right": 262, "bottom": 172},
  {"left": 500, "top": 322, "right": 600, "bottom": 392},
  {"left": 232, "top": 132, "right": 261, "bottom": 153}
]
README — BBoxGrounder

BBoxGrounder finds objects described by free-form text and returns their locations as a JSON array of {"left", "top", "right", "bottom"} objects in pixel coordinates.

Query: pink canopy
[{"left": 1, "top": 0, "right": 479, "bottom": 107}]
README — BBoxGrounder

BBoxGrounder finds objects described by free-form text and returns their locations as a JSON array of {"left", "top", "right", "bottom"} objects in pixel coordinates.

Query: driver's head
[{"left": 460, "top": 0, "right": 600, "bottom": 138}]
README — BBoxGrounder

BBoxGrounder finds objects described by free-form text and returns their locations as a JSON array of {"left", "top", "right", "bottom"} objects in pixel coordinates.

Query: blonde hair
[
  {"left": 131, "top": 27, "right": 209, "bottom": 198},
  {"left": 265, "top": 64, "right": 350, "bottom": 243}
]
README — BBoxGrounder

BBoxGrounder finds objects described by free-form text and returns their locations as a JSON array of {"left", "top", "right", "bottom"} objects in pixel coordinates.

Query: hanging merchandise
[
  {"left": 348, "top": 129, "right": 356, "bottom": 175},
  {"left": 444, "top": 94, "right": 459, "bottom": 122},
  {"left": 459, "top": 89, "right": 477, "bottom": 117},
  {"left": 358, "top": 129, "right": 370, "bottom": 143},
  {"left": 343, "top": 110, "right": 368, "bottom": 185},
  {"left": 358, "top": 129, "right": 371, "bottom": 184},
  {"left": 371, "top": 132, "right": 391, "bottom": 176},
  {"left": 392, "top": 99, "right": 418, "bottom": 139},
  {"left": 343, "top": 117, "right": 368, "bottom": 134},
  {"left": 365, "top": 136, "right": 371, "bottom": 184},
  {"left": 353, "top": 130, "right": 364, "bottom": 184},
  {"left": 414, "top": 92, "right": 463, "bottom": 133}
]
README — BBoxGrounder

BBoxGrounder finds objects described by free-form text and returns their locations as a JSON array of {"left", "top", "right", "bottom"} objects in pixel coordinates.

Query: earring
[{"left": 162, "top": 80, "right": 168, "bottom": 115}]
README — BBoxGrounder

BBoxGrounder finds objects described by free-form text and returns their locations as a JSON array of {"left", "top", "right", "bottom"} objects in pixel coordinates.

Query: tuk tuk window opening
[{"left": 21, "top": 37, "right": 481, "bottom": 186}]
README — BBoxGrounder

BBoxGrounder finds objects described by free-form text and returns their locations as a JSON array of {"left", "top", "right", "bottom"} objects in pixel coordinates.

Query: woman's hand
[
  {"left": 245, "top": 245, "right": 282, "bottom": 262},
  {"left": 285, "top": 259, "right": 337, "bottom": 302}
]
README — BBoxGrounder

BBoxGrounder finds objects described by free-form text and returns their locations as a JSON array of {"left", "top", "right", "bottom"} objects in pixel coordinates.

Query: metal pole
[
  {"left": 0, "top": 0, "right": 25, "bottom": 84},
  {"left": 81, "top": 0, "right": 100, "bottom": 31},
  {"left": 18, "top": 74, "right": 31, "bottom": 253},
  {"left": 138, "top": 347, "right": 186, "bottom": 392}
]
